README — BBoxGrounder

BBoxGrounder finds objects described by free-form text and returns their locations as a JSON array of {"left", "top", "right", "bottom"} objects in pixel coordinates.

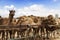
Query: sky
[{"left": 0, "top": 0, "right": 60, "bottom": 18}]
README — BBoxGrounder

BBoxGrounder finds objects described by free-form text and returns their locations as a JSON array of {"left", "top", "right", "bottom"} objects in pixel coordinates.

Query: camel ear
[{"left": 9, "top": 10, "right": 15, "bottom": 13}]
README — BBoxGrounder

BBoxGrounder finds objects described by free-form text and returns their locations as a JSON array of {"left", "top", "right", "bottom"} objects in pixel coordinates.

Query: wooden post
[
  {"left": 0, "top": 31, "right": 2, "bottom": 40},
  {"left": 4, "top": 30, "right": 7, "bottom": 40},
  {"left": 11, "top": 30, "right": 14, "bottom": 38},
  {"left": 15, "top": 31, "right": 18, "bottom": 38},
  {"left": 8, "top": 31, "right": 10, "bottom": 39}
]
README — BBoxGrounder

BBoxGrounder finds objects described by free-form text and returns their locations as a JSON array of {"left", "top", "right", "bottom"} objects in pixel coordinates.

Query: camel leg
[
  {"left": 41, "top": 27, "right": 42, "bottom": 38},
  {"left": 53, "top": 31, "right": 55, "bottom": 38},
  {"left": 41, "top": 27, "right": 44, "bottom": 40},
  {"left": 46, "top": 29, "right": 49, "bottom": 39}
]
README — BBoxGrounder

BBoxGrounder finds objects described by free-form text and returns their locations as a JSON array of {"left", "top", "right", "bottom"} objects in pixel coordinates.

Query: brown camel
[
  {"left": 9, "top": 10, "right": 15, "bottom": 25},
  {"left": 41, "top": 15, "right": 57, "bottom": 39}
]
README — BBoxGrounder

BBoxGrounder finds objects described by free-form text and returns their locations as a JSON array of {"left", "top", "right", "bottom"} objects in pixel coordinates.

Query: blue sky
[
  {"left": 0, "top": 0, "right": 60, "bottom": 17},
  {"left": 0, "top": 0, "right": 60, "bottom": 8}
]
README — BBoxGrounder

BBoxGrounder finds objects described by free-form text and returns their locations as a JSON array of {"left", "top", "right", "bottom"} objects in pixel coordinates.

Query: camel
[
  {"left": 41, "top": 15, "right": 59, "bottom": 39},
  {"left": 16, "top": 15, "right": 42, "bottom": 37},
  {"left": 2, "top": 18, "right": 9, "bottom": 25},
  {"left": 9, "top": 10, "right": 15, "bottom": 25},
  {"left": 0, "top": 16, "right": 3, "bottom": 25},
  {"left": 1, "top": 9, "right": 60, "bottom": 40}
]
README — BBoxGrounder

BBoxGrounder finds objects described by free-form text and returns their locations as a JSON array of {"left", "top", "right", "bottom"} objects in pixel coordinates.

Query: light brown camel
[{"left": 16, "top": 15, "right": 42, "bottom": 37}]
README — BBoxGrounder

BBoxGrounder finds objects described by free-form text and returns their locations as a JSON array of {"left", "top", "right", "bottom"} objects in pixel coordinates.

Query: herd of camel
[{"left": 0, "top": 10, "right": 60, "bottom": 40}]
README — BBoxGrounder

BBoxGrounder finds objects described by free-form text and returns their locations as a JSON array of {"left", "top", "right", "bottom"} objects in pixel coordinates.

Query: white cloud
[
  {"left": 0, "top": 4, "right": 60, "bottom": 18},
  {"left": 14, "top": 4, "right": 57, "bottom": 17},
  {"left": 15, "top": 4, "right": 60, "bottom": 17},
  {"left": 4, "top": 5, "right": 15, "bottom": 10},
  {"left": 14, "top": 4, "right": 49, "bottom": 17},
  {"left": 0, "top": 9, "right": 9, "bottom": 18},
  {"left": 0, "top": 5, "right": 15, "bottom": 18},
  {"left": 0, "top": 5, "right": 16, "bottom": 18}
]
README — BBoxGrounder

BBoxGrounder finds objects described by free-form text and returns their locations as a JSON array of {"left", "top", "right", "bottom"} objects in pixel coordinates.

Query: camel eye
[{"left": 34, "top": 19, "right": 38, "bottom": 23}]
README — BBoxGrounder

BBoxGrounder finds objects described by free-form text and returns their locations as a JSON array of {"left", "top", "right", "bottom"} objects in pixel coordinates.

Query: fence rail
[{"left": 0, "top": 25, "right": 59, "bottom": 40}]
